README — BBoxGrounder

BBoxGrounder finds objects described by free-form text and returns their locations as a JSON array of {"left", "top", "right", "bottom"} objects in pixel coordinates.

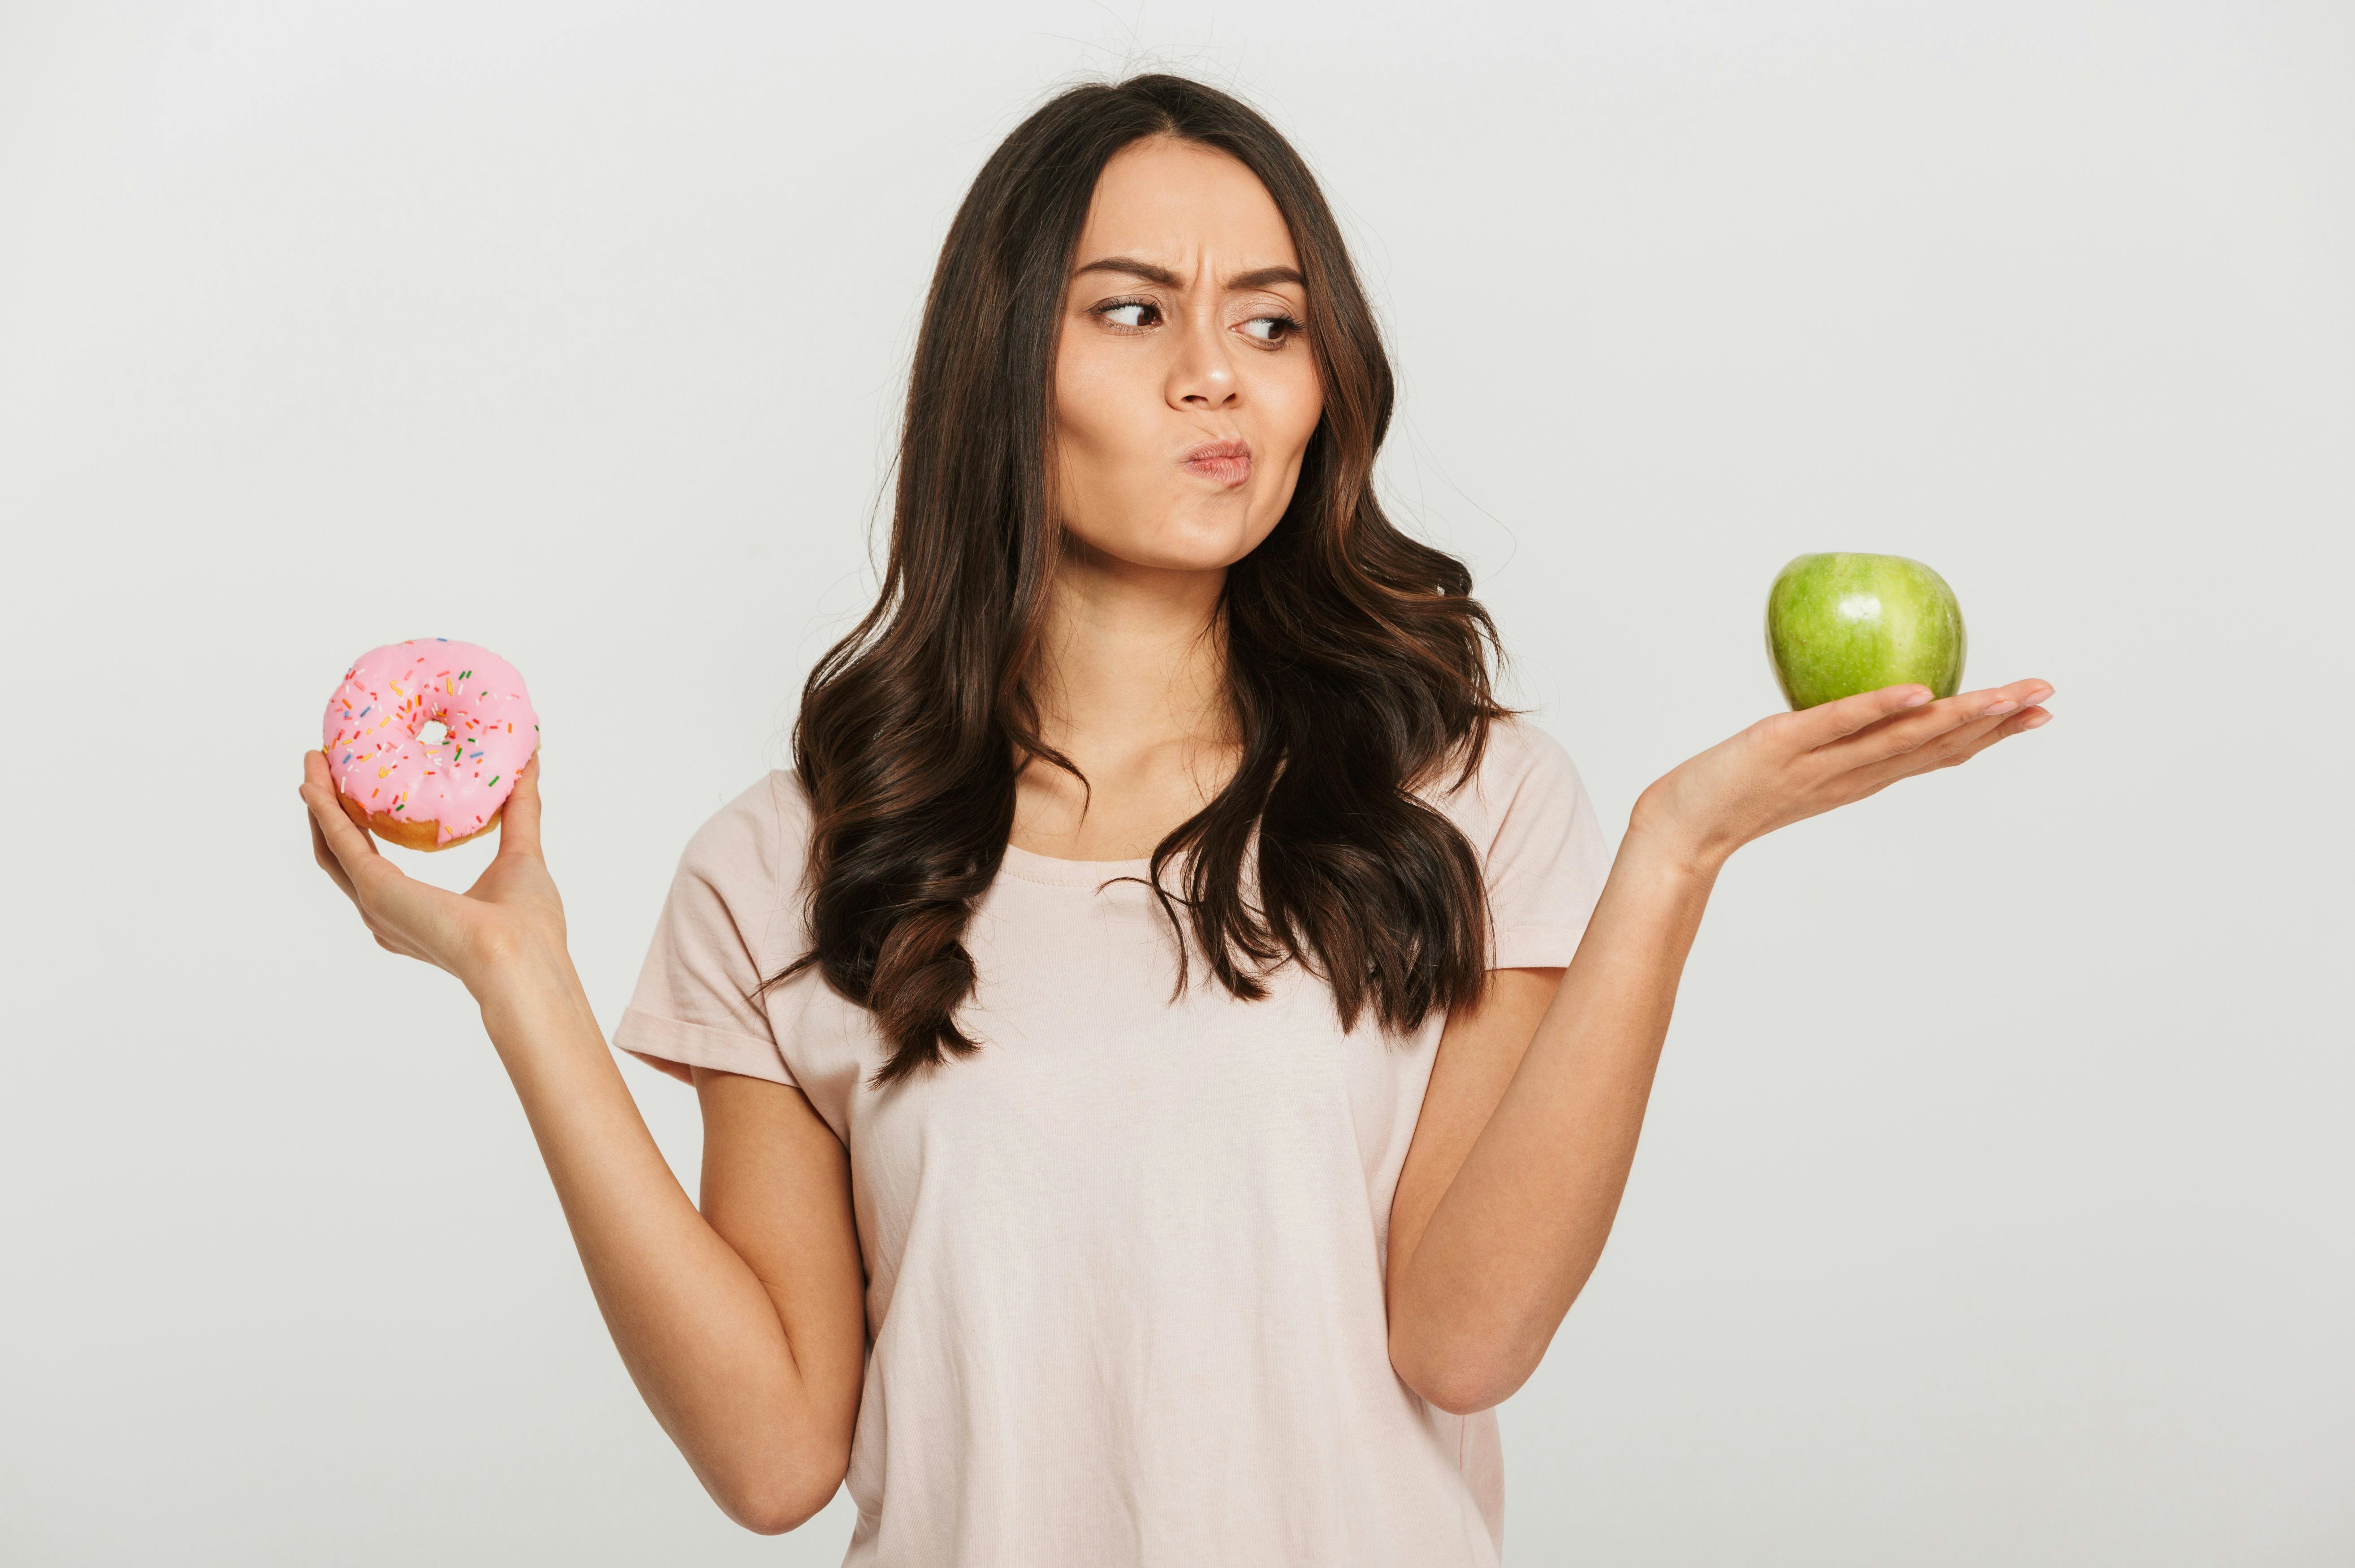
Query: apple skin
[{"left": 1766, "top": 552, "right": 1967, "bottom": 710}]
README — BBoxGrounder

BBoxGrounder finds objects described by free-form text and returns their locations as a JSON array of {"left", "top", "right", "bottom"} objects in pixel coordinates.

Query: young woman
[{"left": 299, "top": 73, "right": 2051, "bottom": 1566}]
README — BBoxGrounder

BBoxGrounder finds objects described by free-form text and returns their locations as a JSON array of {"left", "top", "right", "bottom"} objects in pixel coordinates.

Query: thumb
[{"left": 497, "top": 744, "right": 545, "bottom": 860}]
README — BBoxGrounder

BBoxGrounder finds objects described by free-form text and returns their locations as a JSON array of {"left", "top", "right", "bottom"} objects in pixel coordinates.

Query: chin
[
  {"left": 1104, "top": 496, "right": 1278, "bottom": 573},
  {"left": 1122, "top": 527, "right": 1266, "bottom": 573}
]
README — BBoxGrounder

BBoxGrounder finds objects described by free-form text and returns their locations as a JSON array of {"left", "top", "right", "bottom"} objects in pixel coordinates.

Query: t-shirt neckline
[{"left": 998, "top": 840, "right": 1163, "bottom": 888}]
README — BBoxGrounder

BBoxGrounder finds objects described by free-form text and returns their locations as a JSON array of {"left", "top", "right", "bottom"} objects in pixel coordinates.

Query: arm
[
  {"left": 1388, "top": 676, "right": 2053, "bottom": 1414},
  {"left": 301, "top": 750, "right": 865, "bottom": 1533}
]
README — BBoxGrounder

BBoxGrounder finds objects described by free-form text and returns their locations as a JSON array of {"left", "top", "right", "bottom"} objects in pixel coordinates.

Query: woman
[{"left": 299, "top": 73, "right": 2050, "bottom": 1565}]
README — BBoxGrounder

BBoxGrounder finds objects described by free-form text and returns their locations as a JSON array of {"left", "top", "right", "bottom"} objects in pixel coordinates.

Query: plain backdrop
[{"left": 3, "top": 2, "right": 2350, "bottom": 1563}]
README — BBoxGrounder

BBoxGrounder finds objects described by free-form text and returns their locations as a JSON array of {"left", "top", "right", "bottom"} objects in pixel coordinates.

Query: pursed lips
[{"left": 1181, "top": 440, "right": 1252, "bottom": 488}]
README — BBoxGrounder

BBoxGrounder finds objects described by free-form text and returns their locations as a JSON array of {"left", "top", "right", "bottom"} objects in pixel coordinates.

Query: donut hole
[{"left": 416, "top": 719, "right": 451, "bottom": 747}]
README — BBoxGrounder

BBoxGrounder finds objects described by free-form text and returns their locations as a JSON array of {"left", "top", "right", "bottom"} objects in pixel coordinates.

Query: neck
[{"left": 1029, "top": 534, "right": 1236, "bottom": 758}]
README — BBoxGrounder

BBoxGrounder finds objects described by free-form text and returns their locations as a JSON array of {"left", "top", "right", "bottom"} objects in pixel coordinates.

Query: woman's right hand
[{"left": 299, "top": 747, "right": 570, "bottom": 1000}]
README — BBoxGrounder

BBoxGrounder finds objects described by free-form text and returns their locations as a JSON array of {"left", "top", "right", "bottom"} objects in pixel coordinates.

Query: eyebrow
[{"left": 1072, "top": 256, "right": 1305, "bottom": 292}]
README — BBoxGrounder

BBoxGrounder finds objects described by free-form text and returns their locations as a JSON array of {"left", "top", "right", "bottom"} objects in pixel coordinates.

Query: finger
[
  {"left": 1791, "top": 683, "right": 1937, "bottom": 749},
  {"left": 304, "top": 749, "right": 380, "bottom": 849},
  {"left": 1924, "top": 705, "right": 2045, "bottom": 769},
  {"left": 308, "top": 807, "right": 358, "bottom": 904},
  {"left": 495, "top": 744, "right": 544, "bottom": 863},
  {"left": 1983, "top": 702, "right": 2053, "bottom": 742},
  {"left": 299, "top": 773, "right": 446, "bottom": 956},
  {"left": 300, "top": 751, "right": 395, "bottom": 892},
  {"left": 1957, "top": 678, "right": 2053, "bottom": 715},
  {"left": 1837, "top": 679, "right": 2054, "bottom": 765},
  {"left": 1845, "top": 697, "right": 2049, "bottom": 792},
  {"left": 336, "top": 787, "right": 376, "bottom": 838},
  {"left": 301, "top": 753, "right": 427, "bottom": 948},
  {"left": 304, "top": 755, "right": 350, "bottom": 881}
]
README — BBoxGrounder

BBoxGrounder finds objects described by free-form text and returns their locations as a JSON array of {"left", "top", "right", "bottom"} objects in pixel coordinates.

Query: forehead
[{"left": 1074, "top": 136, "right": 1298, "bottom": 272}]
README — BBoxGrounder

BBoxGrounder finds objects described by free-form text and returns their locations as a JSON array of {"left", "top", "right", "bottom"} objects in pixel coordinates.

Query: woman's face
[{"left": 1050, "top": 136, "right": 1323, "bottom": 575}]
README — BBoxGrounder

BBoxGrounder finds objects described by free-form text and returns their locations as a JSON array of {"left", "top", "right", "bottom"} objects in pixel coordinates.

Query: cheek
[
  {"left": 1277, "top": 377, "right": 1323, "bottom": 460},
  {"left": 1053, "top": 339, "right": 1152, "bottom": 479},
  {"left": 1256, "top": 365, "right": 1325, "bottom": 497}
]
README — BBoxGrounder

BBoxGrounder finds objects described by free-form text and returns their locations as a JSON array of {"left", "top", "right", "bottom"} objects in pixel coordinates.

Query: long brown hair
[{"left": 768, "top": 73, "right": 1513, "bottom": 1089}]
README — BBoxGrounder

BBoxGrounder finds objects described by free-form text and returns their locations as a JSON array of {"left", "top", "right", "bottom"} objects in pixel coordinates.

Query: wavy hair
[{"left": 765, "top": 73, "right": 1514, "bottom": 1089}]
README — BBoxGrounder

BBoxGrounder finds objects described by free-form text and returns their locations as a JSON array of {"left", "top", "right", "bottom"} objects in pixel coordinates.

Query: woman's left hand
[{"left": 1630, "top": 677, "right": 2054, "bottom": 875}]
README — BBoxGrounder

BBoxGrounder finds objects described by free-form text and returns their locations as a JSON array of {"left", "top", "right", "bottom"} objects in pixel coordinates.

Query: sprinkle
[
  {"left": 378, "top": 766, "right": 392, "bottom": 778},
  {"left": 459, "top": 669, "right": 471, "bottom": 680},
  {"left": 370, "top": 788, "right": 379, "bottom": 799},
  {"left": 357, "top": 705, "right": 372, "bottom": 718},
  {"left": 341, "top": 752, "right": 352, "bottom": 765},
  {"left": 487, "top": 775, "right": 500, "bottom": 787}
]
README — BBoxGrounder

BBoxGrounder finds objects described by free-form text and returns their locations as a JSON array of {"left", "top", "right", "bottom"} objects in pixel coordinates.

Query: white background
[{"left": 4, "top": 2, "right": 2350, "bottom": 1562}]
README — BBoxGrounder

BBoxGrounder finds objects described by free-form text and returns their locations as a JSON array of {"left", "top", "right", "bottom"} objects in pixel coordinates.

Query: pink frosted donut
[{"left": 321, "top": 638, "right": 540, "bottom": 851}]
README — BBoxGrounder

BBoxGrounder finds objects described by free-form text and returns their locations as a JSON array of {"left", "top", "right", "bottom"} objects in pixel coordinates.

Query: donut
[{"left": 321, "top": 638, "right": 540, "bottom": 851}]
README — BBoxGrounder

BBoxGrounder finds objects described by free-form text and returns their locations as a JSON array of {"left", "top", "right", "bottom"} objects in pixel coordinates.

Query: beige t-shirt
[{"left": 612, "top": 714, "right": 1612, "bottom": 1567}]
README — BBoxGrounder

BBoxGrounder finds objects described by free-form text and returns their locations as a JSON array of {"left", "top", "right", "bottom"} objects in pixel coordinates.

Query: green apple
[{"left": 1766, "top": 552, "right": 1966, "bottom": 710}]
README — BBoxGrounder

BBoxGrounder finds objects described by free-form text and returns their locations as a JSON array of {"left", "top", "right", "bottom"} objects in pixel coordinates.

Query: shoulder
[
  {"left": 674, "top": 769, "right": 815, "bottom": 904},
  {"left": 1417, "top": 713, "right": 1595, "bottom": 856},
  {"left": 1419, "top": 712, "right": 1588, "bottom": 811}
]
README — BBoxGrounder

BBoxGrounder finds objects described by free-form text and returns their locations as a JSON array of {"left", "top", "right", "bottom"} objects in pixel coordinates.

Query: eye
[
  {"left": 1095, "top": 298, "right": 1161, "bottom": 329},
  {"left": 1240, "top": 314, "right": 1304, "bottom": 346}
]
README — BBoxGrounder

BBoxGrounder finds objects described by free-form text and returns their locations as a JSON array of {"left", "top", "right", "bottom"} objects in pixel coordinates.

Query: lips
[{"left": 1182, "top": 439, "right": 1252, "bottom": 488}]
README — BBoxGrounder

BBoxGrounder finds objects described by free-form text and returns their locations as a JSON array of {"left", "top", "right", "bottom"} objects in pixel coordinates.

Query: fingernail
[
  {"left": 2023, "top": 710, "right": 2052, "bottom": 729},
  {"left": 1902, "top": 689, "right": 1931, "bottom": 707},
  {"left": 1986, "top": 699, "right": 2018, "bottom": 716}
]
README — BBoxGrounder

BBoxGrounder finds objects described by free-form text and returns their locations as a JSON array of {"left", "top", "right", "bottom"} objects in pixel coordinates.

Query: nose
[{"left": 1166, "top": 304, "right": 1239, "bottom": 411}]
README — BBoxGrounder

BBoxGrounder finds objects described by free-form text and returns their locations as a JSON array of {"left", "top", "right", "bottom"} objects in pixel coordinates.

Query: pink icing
[{"left": 321, "top": 638, "right": 540, "bottom": 847}]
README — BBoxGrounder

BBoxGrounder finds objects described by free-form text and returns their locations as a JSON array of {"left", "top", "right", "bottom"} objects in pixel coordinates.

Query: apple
[{"left": 1766, "top": 552, "right": 1966, "bottom": 710}]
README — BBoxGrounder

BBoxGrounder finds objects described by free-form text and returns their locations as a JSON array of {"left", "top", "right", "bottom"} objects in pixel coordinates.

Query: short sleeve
[
  {"left": 1452, "top": 717, "right": 1615, "bottom": 971},
  {"left": 610, "top": 772, "right": 808, "bottom": 1088}
]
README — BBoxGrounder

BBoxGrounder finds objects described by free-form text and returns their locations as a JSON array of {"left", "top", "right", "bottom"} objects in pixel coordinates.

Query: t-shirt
[{"left": 611, "top": 714, "right": 1613, "bottom": 1567}]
